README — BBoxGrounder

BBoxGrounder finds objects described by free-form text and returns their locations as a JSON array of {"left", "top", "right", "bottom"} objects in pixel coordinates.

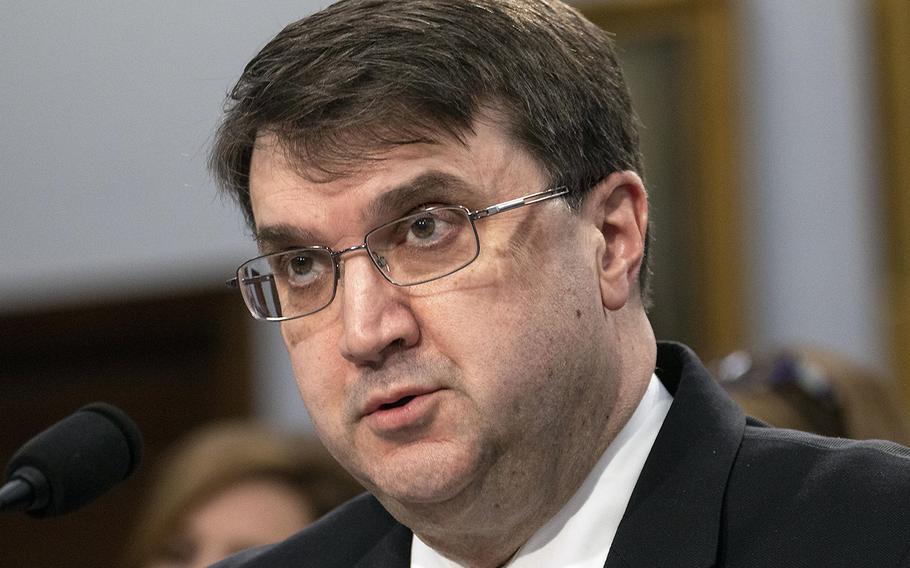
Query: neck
[{"left": 398, "top": 467, "right": 580, "bottom": 567}]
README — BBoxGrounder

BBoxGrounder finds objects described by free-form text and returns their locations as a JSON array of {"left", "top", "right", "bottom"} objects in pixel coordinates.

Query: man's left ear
[{"left": 581, "top": 171, "right": 648, "bottom": 311}]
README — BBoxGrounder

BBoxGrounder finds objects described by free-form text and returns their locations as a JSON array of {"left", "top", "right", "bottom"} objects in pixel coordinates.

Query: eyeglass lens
[{"left": 236, "top": 206, "right": 479, "bottom": 320}]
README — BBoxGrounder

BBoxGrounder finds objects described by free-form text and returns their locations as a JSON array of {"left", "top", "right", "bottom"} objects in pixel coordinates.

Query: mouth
[
  {"left": 363, "top": 387, "right": 439, "bottom": 416},
  {"left": 361, "top": 387, "right": 443, "bottom": 433},
  {"left": 377, "top": 395, "right": 417, "bottom": 411}
]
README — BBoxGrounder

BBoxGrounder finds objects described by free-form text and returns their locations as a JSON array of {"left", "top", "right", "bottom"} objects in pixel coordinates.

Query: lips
[
  {"left": 361, "top": 387, "right": 443, "bottom": 433},
  {"left": 362, "top": 387, "right": 440, "bottom": 417}
]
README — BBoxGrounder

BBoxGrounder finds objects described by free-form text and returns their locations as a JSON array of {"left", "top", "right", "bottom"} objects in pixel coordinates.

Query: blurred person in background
[
  {"left": 714, "top": 346, "right": 910, "bottom": 445},
  {"left": 122, "top": 422, "right": 362, "bottom": 568}
]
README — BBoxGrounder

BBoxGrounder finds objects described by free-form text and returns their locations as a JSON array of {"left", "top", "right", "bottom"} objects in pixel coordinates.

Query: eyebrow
[
  {"left": 365, "top": 172, "right": 480, "bottom": 222},
  {"left": 254, "top": 224, "right": 320, "bottom": 253},
  {"left": 254, "top": 171, "right": 481, "bottom": 252}
]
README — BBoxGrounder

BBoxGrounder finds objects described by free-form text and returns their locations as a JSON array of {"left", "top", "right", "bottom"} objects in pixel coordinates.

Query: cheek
[
  {"left": 281, "top": 323, "right": 347, "bottom": 426},
  {"left": 422, "top": 287, "right": 560, "bottom": 396},
  {"left": 447, "top": 260, "right": 600, "bottom": 381}
]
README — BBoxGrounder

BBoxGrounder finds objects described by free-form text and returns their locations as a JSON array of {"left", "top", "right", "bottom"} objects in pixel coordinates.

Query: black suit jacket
[{"left": 215, "top": 342, "right": 910, "bottom": 567}]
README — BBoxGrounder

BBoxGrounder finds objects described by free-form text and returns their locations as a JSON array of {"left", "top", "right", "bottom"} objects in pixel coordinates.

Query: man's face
[{"left": 248, "top": 120, "right": 624, "bottom": 514}]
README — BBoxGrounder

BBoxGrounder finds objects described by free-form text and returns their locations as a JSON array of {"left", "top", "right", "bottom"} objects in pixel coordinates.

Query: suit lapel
[
  {"left": 354, "top": 521, "right": 412, "bottom": 568},
  {"left": 604, "top": 342, "right": 745, "bottom": 568}
]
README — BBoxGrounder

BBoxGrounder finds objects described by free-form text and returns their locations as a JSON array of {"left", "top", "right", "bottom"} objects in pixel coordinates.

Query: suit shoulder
[
  {"left": 722, "top": 425, "right": 910, "bottom": 565},
  {"left": 737, "top": 425, "right": 910, "bottom": 500},
  {"left": 212, "top": 493, "right": 409, "bottom": 568},
  {"left": 741, "top": 424, "right": 910, "bottom": 479}
]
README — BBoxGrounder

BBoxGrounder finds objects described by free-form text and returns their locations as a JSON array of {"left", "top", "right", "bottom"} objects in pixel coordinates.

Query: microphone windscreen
[{"left": 4, "top": 402, "right": 143, "bottom": 517}]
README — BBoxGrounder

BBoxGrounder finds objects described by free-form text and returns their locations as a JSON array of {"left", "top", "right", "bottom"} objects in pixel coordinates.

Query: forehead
[{"left": 247, "top": 121, "right": 547, "bottom": 245}]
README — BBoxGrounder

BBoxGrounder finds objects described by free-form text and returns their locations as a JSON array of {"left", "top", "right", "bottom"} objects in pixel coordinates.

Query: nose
[{"left": 337, "top": 252, "right": 420, "bottom": 367}]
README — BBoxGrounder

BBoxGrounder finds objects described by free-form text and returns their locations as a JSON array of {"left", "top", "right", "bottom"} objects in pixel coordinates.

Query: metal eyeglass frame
[{"left": 227, "top": 185, "right": 569, "bottom": 321}]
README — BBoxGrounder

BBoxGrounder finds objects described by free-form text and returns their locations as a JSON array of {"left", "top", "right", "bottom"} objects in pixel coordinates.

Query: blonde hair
[{"left": 123, "top": 421, "right": 362, "bottom": 567}]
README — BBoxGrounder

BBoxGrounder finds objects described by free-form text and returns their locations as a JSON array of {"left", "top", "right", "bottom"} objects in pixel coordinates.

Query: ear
[{"left": 581, "top": 171, "right": 649, "bottom": 311}]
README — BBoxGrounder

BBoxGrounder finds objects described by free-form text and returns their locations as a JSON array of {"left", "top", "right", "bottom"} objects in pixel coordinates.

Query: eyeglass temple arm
[{"left": 470, "top": 186, "right": 568, "bottom": 220}]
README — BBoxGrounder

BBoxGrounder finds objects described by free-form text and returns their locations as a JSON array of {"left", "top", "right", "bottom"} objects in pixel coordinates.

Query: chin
[{"left": 367, "top": 439, "right": 483, "bottom": 506}]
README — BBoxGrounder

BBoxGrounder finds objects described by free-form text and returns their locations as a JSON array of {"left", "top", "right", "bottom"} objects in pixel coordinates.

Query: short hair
[{"left": 210, "top": 0, "right": 651, "bottom": 300}]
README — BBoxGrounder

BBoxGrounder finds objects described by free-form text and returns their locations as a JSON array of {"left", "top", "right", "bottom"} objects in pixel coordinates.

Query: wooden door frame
[
  {"left": 579, "top": 0, "right": 745, "bottom": 359},
  {"left": 875, "top": 0, "right": 910, "bottom": 409}
]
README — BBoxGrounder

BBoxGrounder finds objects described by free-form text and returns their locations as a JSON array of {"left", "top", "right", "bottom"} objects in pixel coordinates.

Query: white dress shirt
[{"left": 411, "top": 373, "right": 673, "bottom": 567}]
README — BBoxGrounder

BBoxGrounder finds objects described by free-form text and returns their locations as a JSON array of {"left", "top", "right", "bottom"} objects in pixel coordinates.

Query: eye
[
  {"left": 404, "top": 210, "right": 462, "bottom": 247},
  {"left": 409, "top": 216, "right": 437, "bottom": 240},
  {"left": 367, "top": 207, "right": 467, "bottom": 256},
  {"left": 289, "top": 254, "right": 313, "bottom": 275},
  {"left": 279, "top": 251, "right": 329, "bottom": 288}
]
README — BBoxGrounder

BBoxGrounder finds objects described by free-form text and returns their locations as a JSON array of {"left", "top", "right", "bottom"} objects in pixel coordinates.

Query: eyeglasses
[{"left": 227, "top": 186, "right": 569, "bottom": 321}]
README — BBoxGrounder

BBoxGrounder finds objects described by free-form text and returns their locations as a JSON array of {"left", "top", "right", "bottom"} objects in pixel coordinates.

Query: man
[{"left": 210, "top": 1, "right": 910, "bottom": 566}]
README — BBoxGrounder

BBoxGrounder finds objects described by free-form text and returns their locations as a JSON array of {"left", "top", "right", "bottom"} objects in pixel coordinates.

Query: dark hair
[{"left": 210, "top": 0, "right": 651, "bottom": 299}]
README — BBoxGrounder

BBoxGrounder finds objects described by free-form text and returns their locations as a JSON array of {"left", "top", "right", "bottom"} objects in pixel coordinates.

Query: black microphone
[{"left": 0, "top": 402, "right": 143, "bottom": 517}]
